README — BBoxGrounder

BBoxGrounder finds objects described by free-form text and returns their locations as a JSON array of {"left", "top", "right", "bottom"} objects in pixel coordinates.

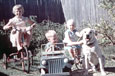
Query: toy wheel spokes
[{"left": 3, "top": 53, "right": 7, "bottom": 69}]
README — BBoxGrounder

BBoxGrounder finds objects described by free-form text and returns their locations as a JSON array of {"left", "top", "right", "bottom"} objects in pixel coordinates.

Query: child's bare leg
[
  {"left": 24, "top": 33, "right": 32, "bottom": 47},
  {"left": 74, "top": 48, "right": 81, "bottom": 64},
  {"left": 21, "top": 51, "right": 25, "bottom": 71},
  {"left": 69, "top": 49, "right": 75, "bottom": 59},
  {"left": 77, "top": 48, "right": 81, "bottom": 58},
  {"left": 16, "top": 31, "right": 22, "bottom": 51},
  {"left": 26, "top": 35, "right": 31, "bottom": 47}
]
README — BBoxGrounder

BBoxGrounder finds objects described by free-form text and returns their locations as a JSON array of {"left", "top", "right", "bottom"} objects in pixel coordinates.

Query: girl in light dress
[{"left": 3, "top": 4, "right": 36, "bottom": 51}]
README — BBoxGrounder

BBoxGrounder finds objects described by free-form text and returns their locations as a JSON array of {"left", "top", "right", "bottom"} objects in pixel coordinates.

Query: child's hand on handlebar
[{"left": 31, "top": 23, "right": 36, "bottom": 28}]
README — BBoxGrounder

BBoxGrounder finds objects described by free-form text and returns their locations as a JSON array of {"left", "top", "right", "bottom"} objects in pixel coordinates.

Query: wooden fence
[
  {"left": 0, "top": 0, "right": 65, "bottom": 23},
  {"left": 61, "top": 0, "right": 110, "bottom": 29},
  {"left": 0, "top": 0, "right": 110, "bottom": 27}
]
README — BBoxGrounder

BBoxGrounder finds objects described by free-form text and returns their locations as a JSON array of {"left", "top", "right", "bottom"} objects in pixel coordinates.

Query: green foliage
[
  {"left": 99, "top": 0, "right": 115, "bottom": 21},
  {"left": 99, "top": 0, "right": 114, "bottom": 10},
  {"left": 94, "top": 19, "right": 115, "bottom": 45},
  {"left": 102, "top": 45, "right": 115, "bottom": 55},
  {"left": 83, "top": 20, "right": 115, "bottom": 46},
  {"left": 0, "top": 17, "right": 65, "bottom": 56},
  {"left": 0, "top": 21, "right": 9, "bottom": 36},
  {"left": 84, "top": 0, "right": 115, "bottom": 46},
  {"left": 80, "top": 0, "right": 115, "bottom": 46},
  {"left": 94, "top": 0, "right": 115, "bottom": 46}
]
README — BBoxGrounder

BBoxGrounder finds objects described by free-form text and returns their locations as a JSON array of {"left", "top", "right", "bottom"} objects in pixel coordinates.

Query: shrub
[
  {"left": 95, "top": 0, "right": 115, "bottom": 46},
  {"left": 0, "top": 17, "right": 65, "bottom": 56}
]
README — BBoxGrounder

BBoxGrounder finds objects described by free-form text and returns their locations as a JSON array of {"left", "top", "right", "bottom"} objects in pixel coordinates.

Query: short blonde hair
[
  {"left": 45, "top": 30, "right": 57, "bottom": 39},
  {"left": 12, "top": 4, "right": 24, "bottom": 15},
  {"left": 66, "top": 19, "right": 75, "bottom": 28}
]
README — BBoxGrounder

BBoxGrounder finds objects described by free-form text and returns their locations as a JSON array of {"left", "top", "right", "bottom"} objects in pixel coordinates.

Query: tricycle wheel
[
  {"left": 27, "top": 51, "right": 30, "bottom": 73},
  {"left": 24, "top": 47, "right": 30, "bottom": 73},
  {"left": 3, "top": 53, "right": 7, "bottom": 69},
  {"left": 28, "top": 50, "right": 33, "bottom": 65}
]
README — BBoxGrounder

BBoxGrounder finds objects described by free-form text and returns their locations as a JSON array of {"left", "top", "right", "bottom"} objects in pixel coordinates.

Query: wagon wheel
[
  {"left": 3, "top": 53, "right": 7, "bottom": 69},
  {"left": 23, "top": 46, "right": 30, "bottom": 73}
]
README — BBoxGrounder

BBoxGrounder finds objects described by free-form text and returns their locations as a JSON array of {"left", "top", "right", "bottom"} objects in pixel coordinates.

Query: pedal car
[{"left": 39, "top": 43, "right": 74, "bottom": 76}]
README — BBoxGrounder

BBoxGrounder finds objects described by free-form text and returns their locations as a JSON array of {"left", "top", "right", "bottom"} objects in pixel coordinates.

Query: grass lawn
[{"left": 0, "top": 45, "right": 115, "bottom": 76}]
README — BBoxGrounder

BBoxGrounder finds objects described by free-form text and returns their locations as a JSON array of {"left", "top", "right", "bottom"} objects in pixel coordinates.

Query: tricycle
[{"left": 2, "top": 33, "right": 33, "bottom": 73}]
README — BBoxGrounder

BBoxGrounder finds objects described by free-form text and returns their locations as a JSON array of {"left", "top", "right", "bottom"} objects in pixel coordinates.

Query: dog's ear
[{"left": 91, "top": 29, "right": 97, "bottom": 36}]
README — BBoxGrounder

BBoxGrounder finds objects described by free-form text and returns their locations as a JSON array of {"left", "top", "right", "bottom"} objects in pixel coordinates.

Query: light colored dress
[{"left": 8, "top": 16, "right": 32, "bottom": 50}]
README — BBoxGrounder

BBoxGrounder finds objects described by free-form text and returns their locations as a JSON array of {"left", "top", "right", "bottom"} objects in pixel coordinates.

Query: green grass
[
  {"left": 0, "top": 45, "right": 115, "bottom": 76},
  {"left": 0, "top": 56, "right": 40, "bottom": 76}
]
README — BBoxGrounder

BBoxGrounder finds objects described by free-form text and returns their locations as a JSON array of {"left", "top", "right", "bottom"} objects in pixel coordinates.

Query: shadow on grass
[
  {"left": 105, "top": 67, "right": 115, "bottom": 73},
  {"left": 0, "top": 72, "right": 8, "bottom": 76},
  {"left": 7, "top": 59, "right": 40, "bottom": 73},
  {"left": 9, "top": 66, "right": 25, "bottom": 72},
  {"left": 71, "top": 70, "right": 93, "bottom": 76}
]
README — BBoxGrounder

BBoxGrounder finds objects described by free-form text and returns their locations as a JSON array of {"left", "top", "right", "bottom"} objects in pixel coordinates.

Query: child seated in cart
[
  {"left": 3, "top": 4, "right": 36, "bottom": 51},
  {"left": 63, "top": 19, "right": 82, "bottom": 63},
  {"left": 45, "top": 30, "right": 63, "bottom": 52},
  {"left": 41, "top": 30, "right": 72, "bottom": 75},
  {"left": 41, "top": 30, "right": 63, "bottom": 75}
]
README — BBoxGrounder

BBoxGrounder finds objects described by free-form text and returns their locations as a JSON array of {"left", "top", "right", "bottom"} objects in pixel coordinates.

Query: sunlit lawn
[
  {"left": 0, "top": 45, "right": 115, "bottom": 76},
  {"left": 0, "top": 56, "right": 40, "bottom": 76}
]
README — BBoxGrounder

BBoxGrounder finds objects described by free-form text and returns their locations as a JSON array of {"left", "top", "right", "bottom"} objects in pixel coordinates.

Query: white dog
[{"left": 79, "top": 28, "right": 106, "bottom": 75}]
